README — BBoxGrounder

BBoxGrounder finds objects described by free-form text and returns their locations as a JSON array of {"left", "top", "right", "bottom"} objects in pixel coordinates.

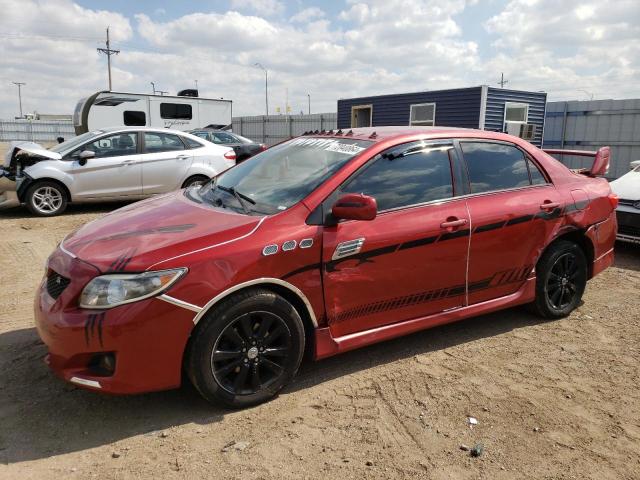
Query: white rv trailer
[{"left": 73, "top": 91, "right": 232, "bottom": 135}]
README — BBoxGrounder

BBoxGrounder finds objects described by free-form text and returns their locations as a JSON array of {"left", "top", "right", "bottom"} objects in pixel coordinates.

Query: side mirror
[
  {"left": 78, "top": 150, "right": 95, "bottom": 166},
  {"left": 332, "top": 193, "right": 377, "bottom": 221}
]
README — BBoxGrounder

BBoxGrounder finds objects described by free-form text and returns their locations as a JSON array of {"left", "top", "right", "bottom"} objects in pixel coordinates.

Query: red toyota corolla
[{"left": 35, "top": 127, "right": 617, "bottom": 407}]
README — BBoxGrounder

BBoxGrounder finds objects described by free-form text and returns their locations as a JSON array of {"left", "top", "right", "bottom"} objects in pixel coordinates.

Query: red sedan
[{"left": 35, "top": 127, "right": 617, "bottom": 407}]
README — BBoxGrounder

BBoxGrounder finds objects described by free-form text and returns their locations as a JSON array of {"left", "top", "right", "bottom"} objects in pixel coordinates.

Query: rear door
[
  {"left": 66, "top": 132, "right": 142, "bottom": 199},
  {"left": 140, "top": 132, "right": 193, "bottom": 194},
  {"left": 460, "top": 141, "right": 563, "bottom": 304},
  {"left": 322, "top": 141, "right": 470, "bottom": 337}
]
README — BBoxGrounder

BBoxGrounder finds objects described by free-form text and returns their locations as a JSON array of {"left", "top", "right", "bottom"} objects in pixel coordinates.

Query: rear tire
[
  {"left": 182, "top": 175, "right": 210, "bottom": 189},
  {"left": 25, "top": 180, "right": 68, "bottom": 216},
  {"left": 530, "top": 240, "right": 587, "bottom": 319},
  {"left": 187, "top": 288, "right": 305, "bottom": 408}
]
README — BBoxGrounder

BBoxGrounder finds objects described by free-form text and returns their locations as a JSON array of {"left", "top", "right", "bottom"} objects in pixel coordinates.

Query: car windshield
[
  {"left": 49, "top": 131, "right": 103, "bottom": 153},
  {"left": 190, "top": 137, "right": 372, "bottom": 215}
]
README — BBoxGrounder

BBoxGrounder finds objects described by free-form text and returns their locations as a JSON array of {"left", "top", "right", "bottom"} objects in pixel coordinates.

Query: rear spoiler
[{"left": 542, "top": 146, "right": 610, "bottom": 177}]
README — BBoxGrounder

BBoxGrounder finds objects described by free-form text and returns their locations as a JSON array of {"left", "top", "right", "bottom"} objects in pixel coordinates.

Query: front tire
[
  {"left": 25, "top": 181, "right": 68, "bottom": 216},
  {"left": 531, "top": 240, "right": 587, "bottom": 319},
  {"left": 182, "top": 175, "right": 210, "bottom": 189},
  {"left": 187, "top": 288, "right": 305, "bottom": 408}
]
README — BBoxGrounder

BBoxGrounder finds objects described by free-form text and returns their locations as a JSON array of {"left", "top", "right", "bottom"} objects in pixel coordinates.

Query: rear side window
[
  {"left": 343, "top": 146, "right": 453, "bottom": 211},
  {"left": 144, "top": 132, "right": 185, "bottom": 153},
  {"left": 211, "top": 132, "right": 238, "bottom": 144},
  {"left": 160, "top": 103, "right": 192, "bottom": 120},
  {"left": 528, "top": 158, "right": 547, "bottom": 185},
  {"left": 123, "top": 111, "right": 146, "bottom": 126},
  {"left": 183, "top": 137, "right": 204, "bottom": 149},
  {"left": 461, "top": 142, "right": 530, "bottom": 193}
]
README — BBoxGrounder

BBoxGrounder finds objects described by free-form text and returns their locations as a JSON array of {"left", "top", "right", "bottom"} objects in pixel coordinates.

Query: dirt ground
[{"left": 0, "top": 202, "right": 639, "bottom": 480}]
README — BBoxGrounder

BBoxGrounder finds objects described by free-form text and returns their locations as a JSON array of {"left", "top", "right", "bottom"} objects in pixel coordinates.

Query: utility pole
[
  {"left": 97, "top": 27, "right": 120, "bottom": 91},
  {"left": 150, "top": 82, "right": 156, "bottom": 94},
  {"left": 307, "top": 93, "right": 311, "bottom": 115},
  {"left": 498, "top": 72, "right": 509, "bottom": 88},
  {"left": 195, "top": 79, "right": 198, "bottom": 91},
  {"left": 254, "top": 63, "right": 269, "bottom": 116},
  {"left": 12, "top": 82, "right": 25, "bottom": 118}
]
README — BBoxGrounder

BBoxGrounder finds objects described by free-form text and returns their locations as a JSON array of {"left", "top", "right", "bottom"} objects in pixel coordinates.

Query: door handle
[
  {"left": 539, "top": 201, "right": 560, "bottom": 210},
  {"left": 440, "top": 218, "right": 468, "bottom": 229},
  {"left": 121, "top": 160, "right": 136, "bottom": 166},
  {"left": 177, "top": 155, "right": 190, "bottom": 160}
]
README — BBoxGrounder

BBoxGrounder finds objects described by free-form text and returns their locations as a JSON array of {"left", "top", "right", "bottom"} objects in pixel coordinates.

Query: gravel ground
[{"left": 0, "top": 203, "right": 639, "bottom": 480}]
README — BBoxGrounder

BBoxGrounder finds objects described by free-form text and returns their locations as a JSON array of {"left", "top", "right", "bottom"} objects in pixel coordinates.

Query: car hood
[
  {"left": 3, "top": 141, "right": 62, "bottom": 167},
  {"left": 610, "top": 170, "right": 640, "bottom": 201},
  {"left": 62, "top": 190, "right": 264, "bottom": 272}
]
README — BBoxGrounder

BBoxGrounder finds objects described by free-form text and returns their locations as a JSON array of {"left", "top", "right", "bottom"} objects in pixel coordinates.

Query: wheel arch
[
  {"left": 19, "top": 177, "right": 72, "bottom": 203},
  {"left": 543, "top": 228, "right": 595, "bottom": 279},
  {"left": 186, "top": 278, "right": 319, "bottom": 358},
  {"left": 181, "top": 174, "right": 210, "bottom": 189}
]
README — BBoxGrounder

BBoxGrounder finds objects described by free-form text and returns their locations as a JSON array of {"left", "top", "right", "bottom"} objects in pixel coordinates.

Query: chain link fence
[
  {"left": 232, "top": 113, "right": 337, "bottom": 146},
  {"left": 0, "top": 119, "right": 75, "bottom": 143}
]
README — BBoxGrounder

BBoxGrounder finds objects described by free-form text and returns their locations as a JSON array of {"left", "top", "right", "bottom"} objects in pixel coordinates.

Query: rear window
[{"left": 461, "top": 142, "right": 530, "bottom": 193}]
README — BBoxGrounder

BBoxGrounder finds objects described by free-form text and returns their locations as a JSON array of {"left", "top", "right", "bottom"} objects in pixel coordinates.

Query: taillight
[
  {"left": 608, "top": 193, "right": 619, "bottom": 209},
  {"left": 260, "top": 144, "right": 267, "bottom": 151},
  {"left": 224, "top": 150, "right": 236, "bottom": 162}
]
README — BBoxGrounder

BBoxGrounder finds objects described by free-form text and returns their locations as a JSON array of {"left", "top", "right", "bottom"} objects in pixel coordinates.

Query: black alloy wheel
[
  {"left": 531, "top": 239, "right": 587, "bottom": 319},
  {"left": 211, "top": 311, "right": 292, "bottom": 396},
  {"left": 187, "top": 288, "right": 305, "bottom": 408},
  {"left": 545, "top": 253, "right": 580, "bottom": 310}
]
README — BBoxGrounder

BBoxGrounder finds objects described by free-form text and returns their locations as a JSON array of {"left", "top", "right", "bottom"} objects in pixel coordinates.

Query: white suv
[{"left": 0, "top": 127, "right": 236, "bottom": 216}]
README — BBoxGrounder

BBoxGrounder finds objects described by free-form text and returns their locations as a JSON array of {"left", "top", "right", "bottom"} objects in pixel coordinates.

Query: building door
[{"left": 351, "top": 105, "right": 372, "bottom": 128}]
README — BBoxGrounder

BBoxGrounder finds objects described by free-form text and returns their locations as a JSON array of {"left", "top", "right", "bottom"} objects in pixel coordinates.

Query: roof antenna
[
  {"left": 369, "top": 131, "right": 377, "bottom": 139},
  {"left": 345, "top": 130, "right": 353, "bottom": 136},
  {"left": 336, "top": 129, "right": 343, "bottom": 135}
]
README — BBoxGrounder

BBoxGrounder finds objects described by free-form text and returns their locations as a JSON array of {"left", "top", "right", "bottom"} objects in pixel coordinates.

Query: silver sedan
[{"left": 0, "top": 127, "right": 237, "bottom": 216}]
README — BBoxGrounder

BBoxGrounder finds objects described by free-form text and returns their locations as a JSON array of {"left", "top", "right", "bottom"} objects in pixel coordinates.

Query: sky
[{"left": 0, "top": 0, "right": 638, "bottom": 119}]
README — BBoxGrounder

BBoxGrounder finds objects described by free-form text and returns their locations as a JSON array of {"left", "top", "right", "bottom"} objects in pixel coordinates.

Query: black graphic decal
[
  {"left": 330, "top": 265, "right": 533, "bottom": 325},
  {"left": 84, "top": 312, "right": 107, "bottom": 347}
]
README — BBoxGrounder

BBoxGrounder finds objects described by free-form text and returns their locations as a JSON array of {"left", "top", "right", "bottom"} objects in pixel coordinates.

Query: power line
[{"left": 96, "top": 27, "right": 120, "bottom": 91}]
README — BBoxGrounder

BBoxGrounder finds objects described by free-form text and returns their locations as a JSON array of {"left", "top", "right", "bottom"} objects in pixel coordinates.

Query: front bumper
[
  {"left": 34, "top": 247, "right": 197, "bottom": 394},
  {"left": 616, "top": 206, "right": 640, "bottom": 245}
]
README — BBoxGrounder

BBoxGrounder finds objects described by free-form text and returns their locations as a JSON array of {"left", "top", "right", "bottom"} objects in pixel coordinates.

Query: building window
[
  {"left": 504, "top": 102, "right": 529, "bottom": 123},
  {"left": 123, "top": 110, "right": 146, "bottom": 126},
  {"left": 409, "top": 103, "right": 436, "bottom": 126},
  {"left": 160, "top": 103, "right": 193, "bottom": 120}
]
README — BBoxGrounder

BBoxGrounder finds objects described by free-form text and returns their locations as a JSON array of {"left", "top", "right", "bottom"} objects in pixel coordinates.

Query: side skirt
[{"left": 314, "top": 276, "right": 536, "bottom": 360}]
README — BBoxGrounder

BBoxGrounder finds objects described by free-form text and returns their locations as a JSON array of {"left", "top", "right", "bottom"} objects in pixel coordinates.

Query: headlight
[{"left": 79, "top": 268, "right": 187, "bottom": 309}]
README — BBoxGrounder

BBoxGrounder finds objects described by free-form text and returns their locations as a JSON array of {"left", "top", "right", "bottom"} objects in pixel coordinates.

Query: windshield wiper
[{"left": 217, "top": 185, "right": 256, "bottom": 214}]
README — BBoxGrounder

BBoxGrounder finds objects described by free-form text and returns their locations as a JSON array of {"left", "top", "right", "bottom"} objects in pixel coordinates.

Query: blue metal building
[{"left": 337, "top": 86, "right": 547, "bottom": 146}]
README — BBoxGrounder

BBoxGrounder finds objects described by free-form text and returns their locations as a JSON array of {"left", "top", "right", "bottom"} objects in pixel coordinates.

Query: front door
[
  {"left": 67, "top": 131, "right": 142, "bottom": 199},
  {"left": 459, "top": 141, "right": 564, "bottom": 304},
  {"left": 141, "top": 131, "right": 193, "bottom": 194},
  {"left": 322, "top": 141, "right": 469, "bottom": 337}
]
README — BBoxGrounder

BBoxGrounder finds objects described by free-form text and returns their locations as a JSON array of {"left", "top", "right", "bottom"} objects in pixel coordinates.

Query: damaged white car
[
  {"left": 610, "top": 163, "right": 640, "bottom": 245},
  {"left": 0, "top": 126, "right": 236, "bottom": 216}
]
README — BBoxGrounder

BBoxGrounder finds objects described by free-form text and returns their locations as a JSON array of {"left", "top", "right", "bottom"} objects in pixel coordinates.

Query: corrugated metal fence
[
  {"left": 0, "top": 119, "right": 75, "bottom": 142},
  {"left": 232, "top": 113, "right": 337, "bottom": 146},
  {"left": 543, "top": 99, "right": 640, "bottom": 179}
]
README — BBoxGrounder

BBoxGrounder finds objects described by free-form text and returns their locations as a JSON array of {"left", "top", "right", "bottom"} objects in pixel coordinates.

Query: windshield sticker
[
  {"left": 289, "top": 137, "right": 365, "bottom": 155},
  {"left": 325, "top": 143, "right": 365, "bottom": 155}
]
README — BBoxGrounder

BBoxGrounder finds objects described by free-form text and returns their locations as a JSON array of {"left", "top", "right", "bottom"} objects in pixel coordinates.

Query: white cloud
[
  {"left": 230, "top": 0, "right": 284, "bottom": 17},
  {"left": 0, "top": 0, "right": 638, "bottom": 120},
  {"left": 290, "top": 7, "right": 325, "bottom": 23}
]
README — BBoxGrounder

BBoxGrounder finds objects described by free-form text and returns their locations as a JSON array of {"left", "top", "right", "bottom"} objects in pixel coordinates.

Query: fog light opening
[{"left": 89, "top": 353, "right": 116, "bottom": 376}]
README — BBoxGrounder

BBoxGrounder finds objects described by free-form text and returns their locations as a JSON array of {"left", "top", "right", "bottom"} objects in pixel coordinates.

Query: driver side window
[
  {"left": 342, "top": 143, "right": 455, "bottom": 212},
  {"left": 70, "top": 133, "right": 137, "bottom": 159}
]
